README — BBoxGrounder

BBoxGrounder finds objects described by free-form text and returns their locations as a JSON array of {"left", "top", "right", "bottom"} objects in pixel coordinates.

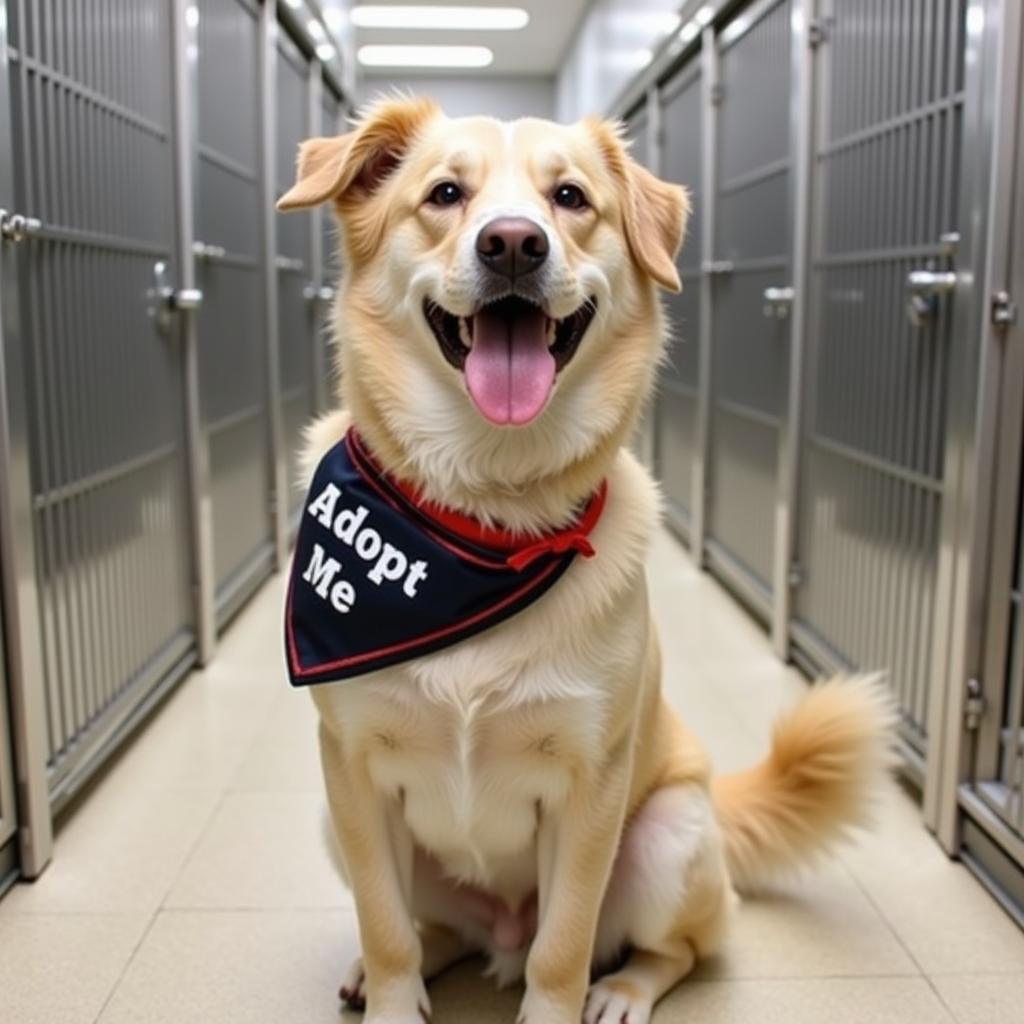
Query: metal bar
[
  {"left": 718, "top": 155, "right": 790, "bottom": 198},
  {"left": 309, "top": 58, "right": 327, "bottom": 415},
  {"left": 261, "top": 1, "right": 287, "bottom": 572},
  {"left": 14, "top": 50, "right": 167, "bottom": 140},
  {"left": 27, "top": 222, "right": 168, "bottom": 257},
  {"left": 717, "top": 396, "right": 781, "bottom": 430},
  {"left": 198, "top": 143, "right": 259, "bottom": 185},
  {"left": 32, "top": 442, "right": 178, "bottom": 511},
  {"left": 772, "top": 0, "right": 815, "bottom": 658},
  {"left": 0, "top": 0, "right": 54, "bottom": 874},
  {"left": 808, "top": 432, "right": 943, "bottom": 492},
  {"left": 690, "top": 28, "right": 717, "bottom": 569},
  {"left": 171, "top": 0, "right": 215, "bottom": 664},
  {"left": 207, "top": 402, "right": 264, "bottom": 439},
  {"left": 816, "top": 241, "right": 950, "bottom": 266}
]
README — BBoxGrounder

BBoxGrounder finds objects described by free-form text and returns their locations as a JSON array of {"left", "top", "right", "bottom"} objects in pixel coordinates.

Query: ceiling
[{"left": 354, "top": 0, "right": 591, "bottom": 77}]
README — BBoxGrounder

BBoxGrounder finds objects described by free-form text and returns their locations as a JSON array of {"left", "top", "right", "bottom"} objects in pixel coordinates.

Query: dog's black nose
[{"left": 476, "top": 217, "right": 549, "bottom": 278}]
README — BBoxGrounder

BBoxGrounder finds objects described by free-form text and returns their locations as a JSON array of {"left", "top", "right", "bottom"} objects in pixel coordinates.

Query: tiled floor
[{"left": 3, "top": 530, "right": 1023, "bottom": 1023}]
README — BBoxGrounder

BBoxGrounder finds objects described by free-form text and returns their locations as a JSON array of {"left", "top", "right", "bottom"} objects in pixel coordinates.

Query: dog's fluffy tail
[{"left": 711, "top": 675, "right": 897, "bottom": 892}]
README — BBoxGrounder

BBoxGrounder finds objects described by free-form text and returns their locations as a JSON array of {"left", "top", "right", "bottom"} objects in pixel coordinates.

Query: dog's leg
[
  {"left": 585, "top": 782, "right": 731, "bottom": 1024},
  {"left": 320, "top": 723, "right": 429, "bottom": 1024},
  {"left": 516, "top": 747, "right": 633, "bottom": 1024}
]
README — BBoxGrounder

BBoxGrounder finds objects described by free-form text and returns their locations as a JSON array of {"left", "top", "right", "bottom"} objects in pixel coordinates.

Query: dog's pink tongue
[{"left": 465, "top": 305, "right": 555, "bottom": 426}]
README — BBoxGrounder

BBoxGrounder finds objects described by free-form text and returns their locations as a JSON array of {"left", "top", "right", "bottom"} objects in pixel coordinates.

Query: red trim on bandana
[{"left": 347, "top": 430, "right": 607, "bottom": 573}]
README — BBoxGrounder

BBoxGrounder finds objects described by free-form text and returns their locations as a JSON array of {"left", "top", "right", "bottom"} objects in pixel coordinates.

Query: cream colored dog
[{"left": 278, "top": 97, "right": 894, "bottom": 1024}]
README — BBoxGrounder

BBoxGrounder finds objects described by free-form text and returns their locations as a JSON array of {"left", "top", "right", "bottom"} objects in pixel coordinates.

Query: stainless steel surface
[
  {"left": 0, "top": 596, "right": 15, "bottom": 856},
  {"left": 195, "top": 0, "right": 275, "bottom": 616},
  {"left": 260, "top": 0, "right": 288, "bottom": 569},
  {"left": 770, "top": 0, "right": 816, "bottom": 659},
  {"left": 656, "top": 62, "right": 702, "bottom": 541},
  {"left": 705, "top": 0, "right": 792, "bottom": 605},
  {"left": 791, "top": 0, "right": 966, "bottom": 756},
  {"left": 315, "top": 78, "right": 344, "bottom": 413},
  {"left": 0, "top": 0, "right": 52, "bottom": 874},
  {"left": 6, "top": 0, "right": 195, "bottom": 806},
  {"left": 936, "top": 0, "right": 1024, "bottom": 879},
  {"left": 174, "top": 0, "right": 216, "bottom": 665},
  {"left": 690, "top": 28, "right": 718, "bottom": 567}
]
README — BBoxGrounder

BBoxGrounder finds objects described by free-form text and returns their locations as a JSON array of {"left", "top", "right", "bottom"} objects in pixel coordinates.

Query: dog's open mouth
[{"left": 423, "top": 295, "right": 597, "bottom": 426}]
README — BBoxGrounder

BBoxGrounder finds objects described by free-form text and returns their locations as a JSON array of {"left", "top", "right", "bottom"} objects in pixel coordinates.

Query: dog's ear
[
  {"left": 586, "top": 118, "right": 690, "bottom": 293},
  {"left": 277, "top": 96, "right": 441, "bottom": 212}
]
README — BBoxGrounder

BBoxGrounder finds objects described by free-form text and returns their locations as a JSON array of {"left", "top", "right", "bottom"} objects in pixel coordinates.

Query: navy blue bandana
[{"left": 284, "top": 430, "right": 607, "bottom": 685}]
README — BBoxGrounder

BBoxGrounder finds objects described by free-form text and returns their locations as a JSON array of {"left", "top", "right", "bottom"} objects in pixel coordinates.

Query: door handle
[
  {"left": 906, "top": 269, "right": 957, "bottom": 327},
  {"left": 763, "top": 285, "right": 795, "bottom": 319},
  {"left": 149, "top": 260, "right": 203, "bottom": 330},
  {"left": 0, "top": 209, "right": 42, "bottom": 243},
  {"left": 193, "top": 241, "right": 227, "bottom": 262}
]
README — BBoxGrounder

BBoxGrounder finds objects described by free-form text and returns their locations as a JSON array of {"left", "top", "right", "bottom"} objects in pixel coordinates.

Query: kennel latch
[
  {"left": 0, "top": 209, "right": 42, "bottom": 243},
  {"left": 964, "top": 678, "right": 985, "bottom": 732},
  {"left": 763, "top": 286, "right": 795, "bottom": 319}
]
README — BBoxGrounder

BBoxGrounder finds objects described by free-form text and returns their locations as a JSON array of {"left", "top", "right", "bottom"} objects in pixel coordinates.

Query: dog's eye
[
  {"left": 427, "top": 181, "right": 464, "bottom": 207},
  {"left": 553, "top": 184, "right": 588, "bottom": 210}
]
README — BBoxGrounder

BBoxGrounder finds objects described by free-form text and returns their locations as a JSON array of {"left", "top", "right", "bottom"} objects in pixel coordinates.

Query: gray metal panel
[
  {"left": 706, "top": 0, "right": 792, "bottom": 594},
  {"left": 792, "top": 0, "right": 965, "bottom": 751},
  {"left": 195, "top": 0, "right": 274, "bottom": 605},
  {"left": 657, "top": 65, "right": 702, "bottom": 527},
  {"left": 0, "top": 602, "right": 15, "bottom": 854},
  {"left": 0, "top": 0, "right": 53, "bottom": 874},
  {"left": 8, "top": 0, "right": 195, "bottom": 792},
  {"left": 275, "top": 30, "right": 316, "bottom": 516}
]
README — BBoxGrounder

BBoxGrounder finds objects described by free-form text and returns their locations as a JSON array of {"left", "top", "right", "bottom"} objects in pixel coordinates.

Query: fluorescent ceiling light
[
  {"left": 352, "top": 6, "right": 529, "bottom": 30},
  {"left": 694, "top": 4, "right": 715, "bottom": 26},
  {"left": 358, "top": 44, "right": 494, "bottom": 67}
]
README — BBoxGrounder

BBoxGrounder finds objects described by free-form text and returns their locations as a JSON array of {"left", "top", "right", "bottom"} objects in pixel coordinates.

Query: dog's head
[{"left": 279, "top": 96, "right": 688, "bottom": 500}]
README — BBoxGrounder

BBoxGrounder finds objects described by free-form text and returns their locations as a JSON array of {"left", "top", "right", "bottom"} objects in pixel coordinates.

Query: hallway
[{"left": 2, "top": 531, "right": 1022, "bottom": 1024}]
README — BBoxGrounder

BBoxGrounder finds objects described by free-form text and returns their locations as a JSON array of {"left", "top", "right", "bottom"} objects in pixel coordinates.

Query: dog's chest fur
[{"left": 310, "top": 449, "right": 659, "bottom": 898}]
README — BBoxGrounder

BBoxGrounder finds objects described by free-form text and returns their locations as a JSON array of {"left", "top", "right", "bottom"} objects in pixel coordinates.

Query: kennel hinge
[
  {"left": 964, "top": 678, "right": 986, "bottom": 732},
  {"left": 992, "top": 291, "right": 1018, "bottom": 329},
  {"left": 808, "top": 18, "right": 830, "bottom": 48}
]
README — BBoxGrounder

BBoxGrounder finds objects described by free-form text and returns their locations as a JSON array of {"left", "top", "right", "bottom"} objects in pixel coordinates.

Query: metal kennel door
[
  {"left": 6, "top": 0, "right": 196, "bottom": 799},
  {"left": 790, "top": 0, "right": 965, "bottom": 766},
  {"left": 704, "top": 0, "right": 794, "bottom": 614},
  {"left": 275, "top": 27, "right": 318, "bottom": 522},
  {"left": 657, "top": 62, "right": 703, "bottom": 541},
  {"left": 194, "top": 0, "right": 275, "bottom": 624}
]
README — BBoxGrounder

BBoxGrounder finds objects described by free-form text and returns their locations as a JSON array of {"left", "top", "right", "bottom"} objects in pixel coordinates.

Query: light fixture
[
  {"left": 306, "top": 17, "right": 326, "bottom": 40},
  {"left": 316, "top": 42, "right": 336, "bottom": 61},
  {"left": 352, "top": 6, "right": 528, "bottom": 30},
  {"left": 679, "top": 20, "right": 700, "bottom": 42},
  {"left": 695, "top": 4, "right": 715, "bottom": 27},
  {"left": 358, "top": 44, "right": 494, "bottom": 67}
]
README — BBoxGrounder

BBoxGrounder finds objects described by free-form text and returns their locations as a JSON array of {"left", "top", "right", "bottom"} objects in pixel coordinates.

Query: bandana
[{"left": 284, "top": 429, "right": 607, "bottom": 685}]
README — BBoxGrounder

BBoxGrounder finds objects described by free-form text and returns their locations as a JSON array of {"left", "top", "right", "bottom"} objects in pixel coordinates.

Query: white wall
[
  {"left": 359, "top": 75, "right": 556, "bottom": 120},
  {"left": 556, "top": 0, "right": 686, "bottom": 121}
]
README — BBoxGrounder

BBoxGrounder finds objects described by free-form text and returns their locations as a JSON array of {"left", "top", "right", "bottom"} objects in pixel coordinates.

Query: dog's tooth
[{"left": 458, "top": 318, "right": 473, "bottom": 349}]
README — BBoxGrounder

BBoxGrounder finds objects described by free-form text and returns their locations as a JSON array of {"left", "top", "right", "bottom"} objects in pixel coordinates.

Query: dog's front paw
[
  {"left": 339, "top": 956, "right": 367, "bottom": 1011},
  {"left": 583, "top": 977, "right": 653, "bottom": 1024},
  {"left": 342, "top": 965, "right": 431, "bottom": 1023}
]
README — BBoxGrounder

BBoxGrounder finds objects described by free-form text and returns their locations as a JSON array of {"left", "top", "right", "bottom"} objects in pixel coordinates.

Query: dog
[{"left": 277, "top": 96, "right": 895, "bottom": 1024}]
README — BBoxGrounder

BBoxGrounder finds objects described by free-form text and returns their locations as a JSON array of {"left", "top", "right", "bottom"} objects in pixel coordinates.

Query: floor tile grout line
[
  {"left": 838, "top": 855, "right": 964, "bottom": 1022},
  {"left": 89, "top": 910, "right": 160, "bottom": 1024}
]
